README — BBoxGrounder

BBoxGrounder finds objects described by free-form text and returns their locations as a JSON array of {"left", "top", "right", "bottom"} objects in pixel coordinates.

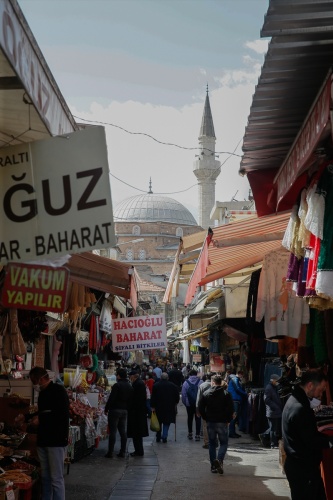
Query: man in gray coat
[
  {"left": 196, "top": 373, "right": 215, "bottom": 448},
  {"left": 260, "top": 373, "right": 282, "bottom": 449}
]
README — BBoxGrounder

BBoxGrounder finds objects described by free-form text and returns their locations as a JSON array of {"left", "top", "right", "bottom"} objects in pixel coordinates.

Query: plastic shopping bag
[{"left": 150, "top": 410, "right": 160, "bottom": 432}]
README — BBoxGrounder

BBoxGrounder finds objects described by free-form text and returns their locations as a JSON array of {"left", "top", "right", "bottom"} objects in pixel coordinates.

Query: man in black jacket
[
  {"left": 127, "top": 370, "right": 149, "bottom": 456},
  {"left": 260, "top": 373, "right": 282, "bottom": 449},
  {"left": 104, "top": 368, "right": 133, "bottom": 458},
  {"left": 282, "top": 369, "right": 331, "bottom": 500},
  {"left": 29, "top": 366, "right": 69, "bottom": 500},
  {"left": 150, "top": 372, "right": 179, "bottom": 442},
  {"left": 198, "top": 374, "right": 234, "bottom": 475},
  {"left": 167, "top": 362, "right": 184, "bottom": 392}
]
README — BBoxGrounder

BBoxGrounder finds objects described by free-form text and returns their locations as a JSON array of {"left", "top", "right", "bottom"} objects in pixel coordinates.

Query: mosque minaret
[{"left": 193, "top": 86, "right": 221, "bottom": 229}]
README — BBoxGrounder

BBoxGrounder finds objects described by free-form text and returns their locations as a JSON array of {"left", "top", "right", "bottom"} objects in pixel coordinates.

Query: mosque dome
[{"left": 114, "top": 192, "right": 197, "bottom": 226}]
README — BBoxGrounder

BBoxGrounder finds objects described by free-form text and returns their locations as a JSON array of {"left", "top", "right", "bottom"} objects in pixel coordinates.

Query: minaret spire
[
  {"left": 199, "top": 84, "right": 215, "bottom": 139},
  {"left": 193, "top": 87, "right": 221, "bottom": 229},
  {"left": 148, "top": 177, "right": 153, "bottom": 194}
]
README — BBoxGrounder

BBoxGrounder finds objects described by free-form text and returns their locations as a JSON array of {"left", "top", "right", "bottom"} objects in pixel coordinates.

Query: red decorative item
[
  {"left": 80, "top": 355, "right": 93, "bottom": 369},
  {"left": 15, "top": 355, "right": 24, "bottom": 371},
  {"left": 86, "top": 370, "right": 97, "bottom": 385}
]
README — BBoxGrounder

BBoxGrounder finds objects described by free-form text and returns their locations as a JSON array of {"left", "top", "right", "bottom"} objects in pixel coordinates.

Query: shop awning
[
  {"left": 184, "top": 211, "right": 290, "bottom": 304},
  {"left": 66, "top": 252, "right": 137, "bottom": 308},
  {"left": 240, "top": 1, "right": 333, "bottom": 215},
  {"left": 113, "top": 296, "right": 127, "bottom": 316},
  {"left": 0, "top": 0, "right": 77, "bottom": 148},
  {"left": 192, "top": 288, "right": 223, "bottom": 314},
  {"left": 203, "top": 212, "right": 290, "bottom": 283}
]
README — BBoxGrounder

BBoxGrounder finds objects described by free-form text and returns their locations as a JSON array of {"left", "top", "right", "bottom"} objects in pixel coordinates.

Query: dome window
[
  {"left": 132, "top": 225, "right": 141, "bottom": 236},
  {"left": 126, "top": 249, "right": 134, "bottom": 260},
  {"left": 176, "top": 227, "right": 183, "bottom": 237},
  {"left": 138, "top": 249, "right": 146, "bottom": 260}
]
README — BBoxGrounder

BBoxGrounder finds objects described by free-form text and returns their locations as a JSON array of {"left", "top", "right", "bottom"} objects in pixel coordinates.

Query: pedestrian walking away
[
  {"left": 153, "top": 364, "right": 162, "bottom": 380},
  {"left": 228, "top": 370, "right": 247, "bottom": 437},
  {"left": 104, "top": 367, "right": 133, "bottom": 458},
  {"left": 167, "top": 362, "right": 184, "bottom": 392},
  {"left": 127, "top": 370, "right": 149, "bottom": 456},
  {"left": 196, "top": 372, "right": 216, "bottom": 449},
  {"left": 259, "top": 373, "right": 282, "bottom": 449},
  {"left": 282, "top": 369, "right": 333, "bottom": 500},
  {"left": 28, "top": 366, "right": 69, "bottom": 500},
  {"left": 181, "top": 369, "right": 203, "bottom": 441},
  {"left": 150, "top": 372, "right": 179, "bottom": 443},
  {"left": 198, "top": 374, "right": 234, "bottom": 475}
]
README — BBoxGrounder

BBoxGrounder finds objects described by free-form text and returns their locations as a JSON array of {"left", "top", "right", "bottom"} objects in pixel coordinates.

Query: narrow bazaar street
[{"left": 65, "top": 401, "right": 291, "bottom": 500}]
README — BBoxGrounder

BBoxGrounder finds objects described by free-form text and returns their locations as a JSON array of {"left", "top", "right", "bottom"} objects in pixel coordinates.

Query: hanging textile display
[
  {"left": 9, "top": 309, "right": 27, "bottom": 355},
  {"left": 306, "top": 308, "right": 328, "bottom": 366},
  {"left": 316, "top": 164, "right": 333, "bottom": 299},
  {"left": 281, "top": 162, "right": 333, "bottom": 310},
  {"left": 99, "top": 299, "right": 112, "bottom": 334},
  {"left": 256, "top": 248, "right": 310, "bottom": 339}
]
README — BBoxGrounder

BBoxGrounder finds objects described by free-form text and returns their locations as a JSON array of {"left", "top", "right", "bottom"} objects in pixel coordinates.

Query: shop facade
[
  {"left": 164, "top": 2, "right": 333, "bottom": 495},
  {"left": 0, "top": 1, "right": 141, "bottom": 496}
]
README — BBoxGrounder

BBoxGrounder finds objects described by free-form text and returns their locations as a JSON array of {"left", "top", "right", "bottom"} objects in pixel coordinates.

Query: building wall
[{"left": 115, "top": 221, "right": 202, "bottom": 272}]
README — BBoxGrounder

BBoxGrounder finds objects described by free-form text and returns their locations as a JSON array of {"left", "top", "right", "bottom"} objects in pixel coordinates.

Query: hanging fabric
[{"left": 256, "top": 248, "right": 310, "bottom": 339}]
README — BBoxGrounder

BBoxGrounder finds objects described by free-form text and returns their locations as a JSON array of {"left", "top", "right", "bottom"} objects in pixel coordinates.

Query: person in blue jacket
[{"left": 227, "top": 370, "right": 247, "bottom": 438}]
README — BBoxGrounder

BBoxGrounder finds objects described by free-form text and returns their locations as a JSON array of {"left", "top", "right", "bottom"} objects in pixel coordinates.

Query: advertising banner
[
  {"left": 0, "top": 126, "right": 116, "bottom": 264},
  {"left": 2, "top": 262, "right": 69, "bottom": 312},
  {"left": 112, "top": 314, "right": 167, "bottom": 352},
  {"left": 209, "top": 354, "right": 225, "bottom": 373}
]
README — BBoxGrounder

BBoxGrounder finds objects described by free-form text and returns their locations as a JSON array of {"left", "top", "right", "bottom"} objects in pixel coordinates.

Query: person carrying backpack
[{"left": 181, "top": 369, "right": 203, "bottom": 441}]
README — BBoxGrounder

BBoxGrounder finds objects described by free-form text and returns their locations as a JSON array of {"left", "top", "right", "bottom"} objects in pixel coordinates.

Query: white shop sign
[
  {"left": 112, "top": 314, "right": 167, "bottom": 352},
  {"left": 0, "top": 126, "right": 116, "bottom": 263}
]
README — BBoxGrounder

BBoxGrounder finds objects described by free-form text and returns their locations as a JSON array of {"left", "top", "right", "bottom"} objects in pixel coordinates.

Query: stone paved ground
[{"left": 65, "top": 402, "right": 291, "bottom": 500}]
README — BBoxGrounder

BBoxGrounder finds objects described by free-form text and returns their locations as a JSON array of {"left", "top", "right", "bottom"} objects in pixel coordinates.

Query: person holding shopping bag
[{"left": 151, "top": 373, "right": 179, "bottom": 443}]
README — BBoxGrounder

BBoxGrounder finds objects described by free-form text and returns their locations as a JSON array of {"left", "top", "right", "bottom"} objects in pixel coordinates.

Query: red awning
[
  {"left": 184, "top": 235, "right": 211, "bottom": 306},
  {"left": 248, "top": 169, "right": 308, "bottom": 217}
]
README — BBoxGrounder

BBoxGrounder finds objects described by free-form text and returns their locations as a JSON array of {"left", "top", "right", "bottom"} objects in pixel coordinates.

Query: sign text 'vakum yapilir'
[
  {"left": 2, "top": 263, "right": 69, "bottom": 313},
  {"left": 112, "top": 314, "right": 167, "bottom": 352},
  {"left": 0, "top": 126, "right": 116, "bottom": 264}
]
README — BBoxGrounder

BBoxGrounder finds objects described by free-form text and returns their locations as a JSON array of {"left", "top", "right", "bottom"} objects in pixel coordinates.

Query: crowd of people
[
  {"left": 103, "top": 360, "right": 248, "bottom": 477},
  {"left": 26, "top": 360, "right": 333, "bottom": 499}
]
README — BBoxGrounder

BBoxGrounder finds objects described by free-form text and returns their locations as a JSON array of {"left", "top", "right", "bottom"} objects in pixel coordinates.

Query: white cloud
[
  {"left": 70, "top": 61, "right": 260, "bottom": 221},
  {"left": 245, "top": 39, "right": 269, "bottom": 55}
]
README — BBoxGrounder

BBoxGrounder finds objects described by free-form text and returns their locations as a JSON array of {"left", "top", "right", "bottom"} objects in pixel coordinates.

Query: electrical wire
[
  {"left": 73, "top": 114, "right": 282, "bottom": 161},
  {"left": 109, "top": 172, "right": 197, "bottom": 195}
]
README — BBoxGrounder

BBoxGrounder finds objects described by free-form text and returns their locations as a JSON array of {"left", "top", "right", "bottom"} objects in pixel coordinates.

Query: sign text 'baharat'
[{"left": 112, "top": 314, "right": 167, "bottom": 352}]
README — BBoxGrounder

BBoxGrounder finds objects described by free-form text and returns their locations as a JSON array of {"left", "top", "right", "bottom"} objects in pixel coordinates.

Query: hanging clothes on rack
[
  {"left": 256, "top": 248, "right": 310, "bottom": 339},
  {"left": 247, "top": 388, "right": 268, "bottom": 437}
]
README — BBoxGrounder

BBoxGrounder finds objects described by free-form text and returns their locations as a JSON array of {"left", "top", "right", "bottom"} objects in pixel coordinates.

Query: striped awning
[{"left": 164, "top": 211, "right": 290, "bottom": 305}]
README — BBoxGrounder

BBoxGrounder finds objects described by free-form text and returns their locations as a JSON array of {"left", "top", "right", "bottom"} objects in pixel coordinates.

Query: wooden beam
[{"left": 213, "top": 231, "right": 285, "bottom": 248}]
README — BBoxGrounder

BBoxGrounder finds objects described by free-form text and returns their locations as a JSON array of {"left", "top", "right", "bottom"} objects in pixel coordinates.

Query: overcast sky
[{"left": 19, "top": 0, "right": 270, "bottom": 221}]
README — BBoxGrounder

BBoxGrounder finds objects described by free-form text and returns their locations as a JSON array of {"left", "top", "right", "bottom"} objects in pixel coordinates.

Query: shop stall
[{"left": 0, "top": 1, "right": 142, "bottom": 495}]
